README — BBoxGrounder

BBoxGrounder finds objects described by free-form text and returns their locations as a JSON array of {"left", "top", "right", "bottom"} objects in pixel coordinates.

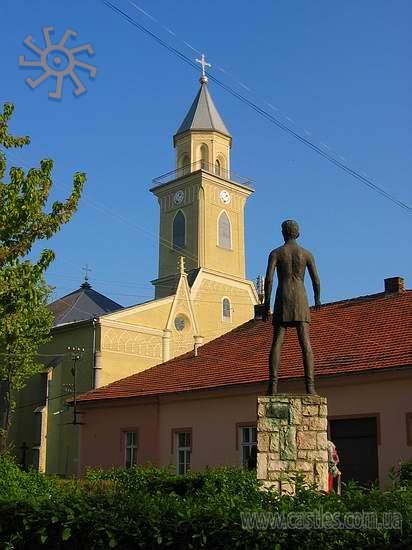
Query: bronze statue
[{"left": 263, "top": 220, "right": 320, "bottom": 395}]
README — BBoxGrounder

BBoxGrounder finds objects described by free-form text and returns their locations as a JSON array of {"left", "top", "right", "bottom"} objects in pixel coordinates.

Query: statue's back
[{"left": 273, "top": 241, "right": 311, "bottom": 324}]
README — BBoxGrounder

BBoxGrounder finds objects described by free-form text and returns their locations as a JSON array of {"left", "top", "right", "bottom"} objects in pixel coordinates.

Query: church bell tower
[{"left": 150, "top": 55, "right": 254, "bottom": 299}]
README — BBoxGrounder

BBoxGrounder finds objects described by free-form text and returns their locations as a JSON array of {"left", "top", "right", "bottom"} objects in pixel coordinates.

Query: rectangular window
[
  {"left": 239, "top": 425, "right": 257, "bottom": 468},
  {"left": 124, "top": 431, "right": 137, "bottom": 468},
  {"left": 176, "top": 431, "right": 191, "bottom": 474}
]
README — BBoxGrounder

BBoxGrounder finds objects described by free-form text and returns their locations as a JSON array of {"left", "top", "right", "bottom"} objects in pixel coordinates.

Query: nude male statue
[{"left": 263, "top": 220, "right": 321, "bottom": 395}]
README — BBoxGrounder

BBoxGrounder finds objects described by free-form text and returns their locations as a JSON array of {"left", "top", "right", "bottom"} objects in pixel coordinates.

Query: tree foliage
[
  {"left": 0, "top": 103, "right": 86, "bottom": 450},
  {"left": 0, "top": 103, "right": 85, "bottom": 266}
]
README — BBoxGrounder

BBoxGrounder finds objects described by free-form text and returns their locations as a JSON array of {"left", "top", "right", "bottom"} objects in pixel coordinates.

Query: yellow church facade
[
  {"left": 10, "top": 73, "right": 258, "bottom": 476},
  {"left": 97, "top": 70, "right": 258, "bottom": 387}
]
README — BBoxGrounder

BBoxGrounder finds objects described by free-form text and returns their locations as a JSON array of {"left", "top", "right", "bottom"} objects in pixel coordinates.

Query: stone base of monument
[{"left": 257, "top": 395, "right": 328, "bottom": 495}]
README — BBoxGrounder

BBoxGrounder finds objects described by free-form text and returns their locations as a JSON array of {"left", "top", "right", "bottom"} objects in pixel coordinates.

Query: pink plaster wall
[
  {"left": 79, "top": 370, "right": 412, "bottom": 486},
  {"left": 80, "top": 400, "right": 159, "bottom": 473}
]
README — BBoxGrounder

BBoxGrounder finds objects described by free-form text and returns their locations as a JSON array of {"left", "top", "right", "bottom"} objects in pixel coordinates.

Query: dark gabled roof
[
  {"left": 175, "top": 81, "right": 231, "bottom": 138},
  {"left": 48, "top": 283, "right": 123, "bottom": 327},
  {"left": 77, "top": 289, "right": 412, "bottom": 404}
]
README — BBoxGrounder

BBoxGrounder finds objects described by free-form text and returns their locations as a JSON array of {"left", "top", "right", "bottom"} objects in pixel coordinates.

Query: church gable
[
  {"left": 191, "top": 271, "right": 257, "bottom": 343},
  {"left": 166, "top": 259, "right": 200, "bottom": 358},
  {"left": 102, "top": 296, "right": 173, "bottom": 330}
]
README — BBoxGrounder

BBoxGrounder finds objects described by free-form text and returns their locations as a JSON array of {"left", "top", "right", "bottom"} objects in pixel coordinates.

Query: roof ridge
[{"left": 318, "top": 289, "right": 411, "bottom": 308}]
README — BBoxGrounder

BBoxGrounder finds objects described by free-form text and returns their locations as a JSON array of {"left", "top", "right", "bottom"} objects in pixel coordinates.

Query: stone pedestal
[{"left": 257, "top": 394, "right": 328, "bottom": 494}]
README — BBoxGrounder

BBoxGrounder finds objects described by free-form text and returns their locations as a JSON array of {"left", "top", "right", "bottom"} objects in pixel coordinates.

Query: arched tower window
[
  {"left": 172, "top": 210, "right": 186, "bottom": 249},
  {"left": 180, "top": 154, "right": 190, "bottom": 175},
  {"left": 199, "top": 144, "right": 209, "bottom": 169},
  {"left": 218, "top": 211, "right": 231, "bottom": 249},
  {"left": 222, "top": 297, "right": 231, "bottom": 321},
  {"left": 215, "top": 159, "right": 221, "bottom": 176},
  {"left": 179, "top": 154, "right": 190, "bottom": 169}
]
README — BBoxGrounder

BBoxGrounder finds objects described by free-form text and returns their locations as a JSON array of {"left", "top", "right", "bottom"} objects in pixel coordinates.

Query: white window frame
[
  {"left": 124, "top": 431, "right": 138, "bottom": 468},
  {"left": 239, "top": 425, "right": 257, "bottom": 468},
  {"left": 176, "top": 431, "right": 191, "bottom": 475}
]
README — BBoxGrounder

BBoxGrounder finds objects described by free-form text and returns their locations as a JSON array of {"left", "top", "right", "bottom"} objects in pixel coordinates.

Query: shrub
[
  {"left": 398, "top": 461, "right": 412, "bottom": 485},
  {"left": 0, "top": 456, "right": 411, "bottom": 549}
]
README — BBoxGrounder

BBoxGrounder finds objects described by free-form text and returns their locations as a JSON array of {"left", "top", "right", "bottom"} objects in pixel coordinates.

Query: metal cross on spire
[{"left": 196, "top": 53, "right": 211, "bottom": 83}]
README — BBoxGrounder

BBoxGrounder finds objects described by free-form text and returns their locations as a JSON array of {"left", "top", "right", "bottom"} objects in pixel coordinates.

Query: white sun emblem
[{"left": 18, "top": 26, "right": 97, "bottom": 99}]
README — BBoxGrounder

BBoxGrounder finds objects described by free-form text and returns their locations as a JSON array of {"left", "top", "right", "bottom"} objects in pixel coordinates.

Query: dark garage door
[{"left": 329, "top": 417, "right": 379, "bottom": 486}]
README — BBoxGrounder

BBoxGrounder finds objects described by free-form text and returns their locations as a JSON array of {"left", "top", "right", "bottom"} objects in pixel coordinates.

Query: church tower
[{"left": 150, "top": 57, "right": 254, "bottom": 299}]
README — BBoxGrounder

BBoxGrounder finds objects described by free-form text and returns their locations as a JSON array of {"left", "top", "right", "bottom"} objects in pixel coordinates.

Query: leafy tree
[{"left": 0, "top": 103, "right": 86, "bottom": 451}]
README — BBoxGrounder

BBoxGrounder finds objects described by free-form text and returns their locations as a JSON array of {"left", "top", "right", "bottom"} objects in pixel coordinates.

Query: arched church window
[
  {"left": 199, "top": 144, "right": 209, "bottom": 170},
  {"left": 215, "top": 159, "right": 221, "bottom": 176},
  {"left": 222, "top": 298, "right": 231, "bottom": 321},
  {"left": 218, "top": 211, "right": 231, "bottom": 249},
  {"left": 173, "top": 210, "right": 186, "bottom": 249}
]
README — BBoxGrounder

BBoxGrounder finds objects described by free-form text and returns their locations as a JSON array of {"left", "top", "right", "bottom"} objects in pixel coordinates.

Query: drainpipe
[{"left": 92, "top": 318, "right": 102, "bottom": 388}]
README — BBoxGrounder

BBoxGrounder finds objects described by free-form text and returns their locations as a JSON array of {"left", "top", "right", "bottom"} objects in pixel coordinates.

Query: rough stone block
[
  {"left": 307, "top": 416, "right": 327, "bottom": 431},
  {"left": 266, "top": 401, "right": 290, "bottom": 420},
  {"left": 297, "top": 430, "right": 317, "bottom": 450},
  {"left": 268, "top": 459, "right": 288, "bottom": 471},
  {"left": 314, "top": 462, "right": 328, "bottom": 492},
  {"left": 257, "top": 402, "right": 266, "bottom": 418},
  {"left": 319, "top": 404, "right": 328, "bottom": 417},
  {"left": 280, "top": 426, "right": 297, "bottom": 460},
  {"left": 317, "top": 432, "right": 328, "bottom": 450},
  {"left": 296, "top": 460, "right": 313, "bottom": 472},
  {"left": 302, "top": 404, "right": 319, "bottom": 417},
  {"left": 269, "top": 432, "right": 279, "bottom": 452},
  {"left": 289, "top": 400, "right": 302, "bottom": 425},
  {"left": 268, "top": 452, "right": 280, "bottom": 461},
  {"left": 258, "top": 418, "right": 280, "bottom": 432},
  {"left": 257, "top": 432, "right": 269, "bottom": 452},
  {"left": 257, "top": 452, "right": 267, "bottom": 479},
  {"left": 307, "top": 449, "right": 328, "bottom": 461}
]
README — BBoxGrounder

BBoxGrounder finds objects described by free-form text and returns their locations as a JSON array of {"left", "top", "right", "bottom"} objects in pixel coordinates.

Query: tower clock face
[
  {"left": 219, "top": 190, "right": 231, "bottom": 204},
  {"left": 173, "top": 190, "right": 184, "bottom": 205}
]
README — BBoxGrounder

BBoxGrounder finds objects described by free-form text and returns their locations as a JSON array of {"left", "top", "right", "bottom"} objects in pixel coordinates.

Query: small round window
[{"left": 174, "top": 315, "right": 186, "bottom": 331}]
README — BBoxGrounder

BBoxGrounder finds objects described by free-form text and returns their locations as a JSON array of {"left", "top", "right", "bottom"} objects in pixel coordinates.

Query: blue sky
[{"left": 1, "top": 0, "right": 411, "bottom": 307}]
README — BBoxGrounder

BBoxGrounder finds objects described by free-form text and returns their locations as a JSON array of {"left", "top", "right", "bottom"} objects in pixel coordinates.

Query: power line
[
  {"left": 126, "top": 0, "right": 360, "bottom": 174},
  {"left": 102, "top": 0, "right": 412, "bottom": 214}
]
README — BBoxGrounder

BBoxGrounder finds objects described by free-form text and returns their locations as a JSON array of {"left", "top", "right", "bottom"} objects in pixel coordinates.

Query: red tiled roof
[{"left": 77, "top": 290, "right": 412, "bottom": 403}]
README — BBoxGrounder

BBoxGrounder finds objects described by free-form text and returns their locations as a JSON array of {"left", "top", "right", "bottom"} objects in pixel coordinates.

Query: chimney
[
  {"left": 254, "top": 304, "right": 266, "bottom": 320},
  {"left": 384, "top": 277, "right": 405, "bottom": 294}
]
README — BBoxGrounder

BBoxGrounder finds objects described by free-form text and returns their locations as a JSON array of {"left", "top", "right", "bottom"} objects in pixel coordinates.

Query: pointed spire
[{"left": 175, "top": 58, "right": 231, "bottom": 139}]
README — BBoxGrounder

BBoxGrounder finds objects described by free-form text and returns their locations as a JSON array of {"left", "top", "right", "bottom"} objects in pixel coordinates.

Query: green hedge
[{"left": 0, "top": 456, "right": 411, "bottom": 549}]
